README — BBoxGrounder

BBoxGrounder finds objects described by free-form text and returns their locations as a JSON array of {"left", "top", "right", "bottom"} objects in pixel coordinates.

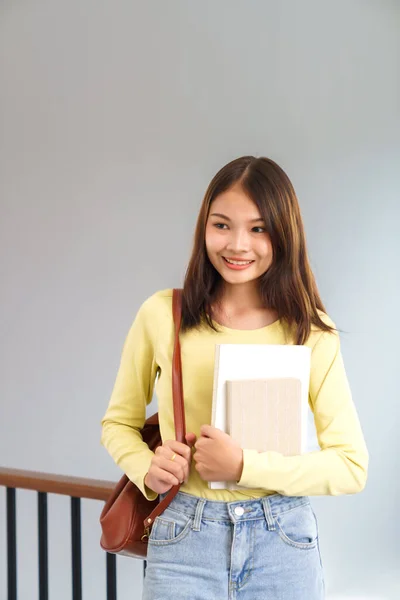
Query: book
[
  {"left": 210, "top": 344, "right": 311, "bottom": 490},
  {"left": 226, "top": 378, "right": 302, "bottom": 455}
]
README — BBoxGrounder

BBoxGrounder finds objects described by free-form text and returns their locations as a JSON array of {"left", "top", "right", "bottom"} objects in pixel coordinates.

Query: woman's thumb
[{"left": 185, "top": 432, "right": 197, "bottom": 448}]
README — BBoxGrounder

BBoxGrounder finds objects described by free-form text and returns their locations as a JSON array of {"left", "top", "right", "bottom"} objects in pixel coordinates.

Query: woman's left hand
[{"left": 186, "top": 425, "right": 244, "bottom": 483}]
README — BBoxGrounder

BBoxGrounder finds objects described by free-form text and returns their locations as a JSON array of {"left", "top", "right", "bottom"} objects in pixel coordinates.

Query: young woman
[{"left": 101, "top": 156, "right": 368, "bottom": 599}]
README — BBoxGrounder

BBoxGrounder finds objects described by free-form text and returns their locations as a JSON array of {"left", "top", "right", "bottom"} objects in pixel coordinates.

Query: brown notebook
[{"left": 226, "top": 378, "right": 302, "bottom": 456}]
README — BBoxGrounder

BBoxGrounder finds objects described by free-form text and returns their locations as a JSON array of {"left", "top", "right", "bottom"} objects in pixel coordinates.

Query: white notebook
[{"left": 210, "top": 344, "right": 311, "bottom": 490}]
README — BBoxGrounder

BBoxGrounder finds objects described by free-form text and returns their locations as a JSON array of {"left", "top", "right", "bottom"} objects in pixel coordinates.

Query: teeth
[{"left": 225, "top": 258, "right": 253, "bottom": 265}]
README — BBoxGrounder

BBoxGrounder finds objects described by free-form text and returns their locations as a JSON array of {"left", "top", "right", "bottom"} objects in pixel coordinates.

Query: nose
[{"left": 226, "top": 229, "right": 251, "bottom": 253}]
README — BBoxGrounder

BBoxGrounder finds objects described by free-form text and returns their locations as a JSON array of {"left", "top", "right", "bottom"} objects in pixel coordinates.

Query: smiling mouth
[{"left": 223, "top": 257, "right": 255, "bottom": 266}]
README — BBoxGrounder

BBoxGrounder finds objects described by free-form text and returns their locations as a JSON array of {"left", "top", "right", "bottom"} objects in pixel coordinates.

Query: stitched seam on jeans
[
  {"left": 200, "top": 516, "right": 266, "bottom": 523},
  {"left": 148, "top": 518, "right": 193, "bottom": 546},
  {"left": 148, "top": 517, "right": 174, "bottom": 542},
  {"left": 163, "top": 506, "right": 192, "bottom": 518},
  {"left": 236, "top": 521, "right": 255, "bottom": 589},
  {"left": 272, "top": 501, "right": 309, "bottom": 518},
  {"left": 276, "top": 522, "right": 318, "bottom": 550}
]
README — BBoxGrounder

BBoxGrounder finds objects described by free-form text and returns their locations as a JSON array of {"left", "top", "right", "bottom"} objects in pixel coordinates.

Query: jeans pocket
[
  {"left": 275, "top": 502, "right": 318, "bottom": 550},
  {"left": 148, "top": 507, "right": 193, "bottom": 547}
]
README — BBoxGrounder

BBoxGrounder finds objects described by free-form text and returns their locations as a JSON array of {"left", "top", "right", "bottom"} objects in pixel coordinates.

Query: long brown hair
[{"left": 181, "top": 156, "right": 335, "bottom": 344}]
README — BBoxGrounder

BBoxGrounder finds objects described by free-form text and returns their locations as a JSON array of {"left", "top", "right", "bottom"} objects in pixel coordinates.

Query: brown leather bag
[{"left": 100, "top": 288, "right": 186, "bottom": 558}]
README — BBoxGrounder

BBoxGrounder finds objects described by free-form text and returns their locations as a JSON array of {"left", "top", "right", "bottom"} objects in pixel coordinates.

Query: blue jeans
[{"left": 142, "top": 491, "right": 325, "bottom": 599}]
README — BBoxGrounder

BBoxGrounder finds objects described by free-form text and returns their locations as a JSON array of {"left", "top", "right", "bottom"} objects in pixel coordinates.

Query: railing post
[
  {"left": 106, "top": 552, "right": 117, "bottom": 600},
  {"left": 7, "top": 487, "right": 17, "bottom": 600},
  {"left": 38, "top": 491, "right": 49, "bottom": 600},
  {"left": 71, "top": 497, "right": 82, "bottom": 600}
]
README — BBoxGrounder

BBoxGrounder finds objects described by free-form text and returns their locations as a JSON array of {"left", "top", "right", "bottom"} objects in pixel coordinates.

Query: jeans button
[{"left": 234, "top": 506, "right": 244, "bottom": 516}]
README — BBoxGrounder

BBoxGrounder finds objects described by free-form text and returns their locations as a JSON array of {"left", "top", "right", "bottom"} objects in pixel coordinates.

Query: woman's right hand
[{"left": 144, "top": 439, "right": 193, "bottom": 495}]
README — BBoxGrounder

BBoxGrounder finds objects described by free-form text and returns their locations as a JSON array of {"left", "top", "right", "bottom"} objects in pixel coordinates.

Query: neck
[{"left": 215, "top": 281, "right": 264, "bottom": 312}]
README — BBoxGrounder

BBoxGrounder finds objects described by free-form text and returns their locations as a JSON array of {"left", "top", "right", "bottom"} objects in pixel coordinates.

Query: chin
[{"left": 224, "top": 274, "right": 259, "bottom": 286}]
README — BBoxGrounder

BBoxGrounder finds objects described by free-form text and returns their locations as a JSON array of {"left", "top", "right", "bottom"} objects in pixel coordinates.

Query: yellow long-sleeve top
[{"left": 101, "top": 289, "right": 368, "bottom": 502}]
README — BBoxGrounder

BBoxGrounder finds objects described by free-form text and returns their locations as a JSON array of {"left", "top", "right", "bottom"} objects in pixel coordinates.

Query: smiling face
[{"left": 205, "top": 183, "right": 274, "bottom": 289}]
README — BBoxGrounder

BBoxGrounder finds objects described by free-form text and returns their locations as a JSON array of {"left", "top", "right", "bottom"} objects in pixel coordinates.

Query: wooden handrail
[{"left": 0, "top": 467, "right": 115, "bottom": 501}]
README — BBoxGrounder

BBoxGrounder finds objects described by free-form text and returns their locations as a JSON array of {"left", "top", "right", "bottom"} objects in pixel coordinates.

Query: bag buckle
[{"left": 141, "top": 526, "right": 150, "bottom": 542}]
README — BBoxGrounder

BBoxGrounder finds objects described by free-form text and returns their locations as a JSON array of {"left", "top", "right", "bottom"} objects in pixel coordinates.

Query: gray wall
[{"left": 1, "top": 1, "right": 399, "bottom": 598}]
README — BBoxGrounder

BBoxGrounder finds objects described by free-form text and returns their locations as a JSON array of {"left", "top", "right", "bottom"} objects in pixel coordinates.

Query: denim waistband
[{"left": 160, "top": 491, "right": 309, "bottom": 526}]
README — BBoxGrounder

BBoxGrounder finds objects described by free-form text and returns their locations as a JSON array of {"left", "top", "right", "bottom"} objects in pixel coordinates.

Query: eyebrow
[{"left": 210, "top": 212, "right": 265, "bottom": 223}]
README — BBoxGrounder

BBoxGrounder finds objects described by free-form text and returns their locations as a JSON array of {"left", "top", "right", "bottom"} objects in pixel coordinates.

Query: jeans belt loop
[
  {"left": 262, "top": 496, "right": 276, "bottom": 531},
  {"left": 192, "top": 498, "right": 206, "bottom": 532}
]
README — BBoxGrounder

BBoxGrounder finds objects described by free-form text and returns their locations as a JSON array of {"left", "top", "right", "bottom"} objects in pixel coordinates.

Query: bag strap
[
  {"left": 142, "top": 288, "right": 186, "bottom": 534},
  {"left": 172, "top": 288, "right": 186, "bottom": 443}
]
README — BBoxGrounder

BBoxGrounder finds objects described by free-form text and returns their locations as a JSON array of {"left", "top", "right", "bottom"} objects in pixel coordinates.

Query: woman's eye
[
  {"left": 214, "top": 223, "right": 228, "bottom": 230},
  {"left": 213, "top": 223, "right": 266, "bottom": 233}
]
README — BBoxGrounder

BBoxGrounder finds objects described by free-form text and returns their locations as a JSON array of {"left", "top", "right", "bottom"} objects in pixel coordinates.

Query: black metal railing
[
  {"left": 38, "top": 491, "right": 48, "bottom": 600},
  {"left": 0, "top": 467, "right": 123, "bottom": 600}
]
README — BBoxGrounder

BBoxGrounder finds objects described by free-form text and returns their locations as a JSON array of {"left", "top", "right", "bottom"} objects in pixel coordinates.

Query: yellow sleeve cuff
[
  {"left": 143, "top": 479, "right": 158, "bottom": 501},
  {"left": 122, "top": 453, "right": 159, "bottom": 501},
  {"left": 236, "top": 449, "right": 262, "bottom": 488}
]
